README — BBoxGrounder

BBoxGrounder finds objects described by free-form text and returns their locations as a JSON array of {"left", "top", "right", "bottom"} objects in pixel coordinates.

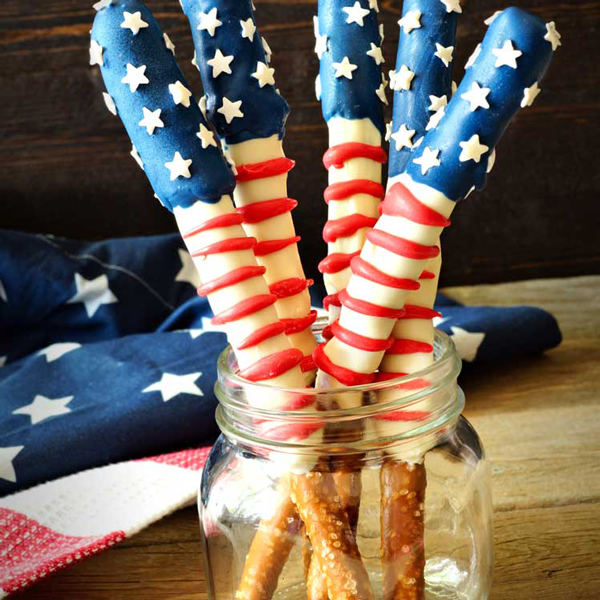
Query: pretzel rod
[{"left": 182, "top": 0, "right": 317, "bottom": 379}]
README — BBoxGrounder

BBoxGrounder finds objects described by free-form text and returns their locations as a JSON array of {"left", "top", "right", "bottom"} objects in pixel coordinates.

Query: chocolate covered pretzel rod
[{"left": 182, "top": 0, "right": 317, "bottom": 380}]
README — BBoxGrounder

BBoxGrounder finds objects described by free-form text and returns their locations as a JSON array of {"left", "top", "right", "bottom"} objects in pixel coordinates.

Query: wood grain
[
  {"left": 17, "top": 275, "right": 600, "bottom": 599},
  {"left": 0, "top": 0, "right": 598, "bottom": 286}
]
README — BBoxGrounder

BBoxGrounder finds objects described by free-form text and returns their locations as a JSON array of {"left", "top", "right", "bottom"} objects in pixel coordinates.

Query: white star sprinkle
[
  {"left": 391, "top": 124, "right": 416, "bottom": 151},
  {"left": 315, "top": 74, "right": 322, "bottom": 100},
  {"left": 369, "top": 0, "right": 379, "bottom": 12},
  {"left": 143, "top": 372, "right": 203, "bottom": 402},
  {"left": 165, "top": 152, "right": 192, "bottom": 180},
  {"left": 207, "top": 48, "right": 234, "bottom": 78},
  {"left": 544, "top": 22, "right": 561, "bottom": 51},
  {"left": 138, "top": 107, "right": 164, "bottom": 135},
  {"left": 240, "top": 18, "right": 256, "bottom": 41},
  {"left": 414, "top": 147, "right": 440, "bottom": 174},
  {"left": 102, "top": 92, "right": 117, "bottom": 116},
  {"left": 428, "top": 94, "right": 448, "bottom": 112},
  {"left": 38, "top": 342, "right": 81, "bottom": 363},
  {"left": 426, "top": 107, "right": 445, "bottom": 130},
  {"left": 218, "top": 97, "right": 244, "bottom": 123},
  {"left": 379, "top": 23, "right": 385, "bottom": 43},
  {"left": 0, "top": 280, "right": 6, "bottom": 302},
  {"left": 175, "top": 249, "right": 200, "bottom": 287},
  {"left": 484, "top": 10, "right": 502, "bottom": 26},
  {"left": 461, "top": 82, "right": 491, "bottom": 111},
  {"left": 521, "top": 81, "right": 541, "bottom": 108},
  {"left": 89, "top": 40, "right": 103, "bottom": 66},
  {"left": 375, "top": 82, "right": 388, "bottom": 104},
  {"left": 452, "top": 80, "right": 457, "bottom": 95},
  {"left": 385, "top": 121, "right": 392, "bottom": 142},
  {"left": 450, "top": 326, "right": 485, "bottom": 362},
  {"left": 120, "top": 11, "right": 148, "bottom": 35},
  {"left": 333, "top": 56, "right": 358, "bottom": 79},
  {"left": 0, "top": 446, "right": 24, "bottom": 483},
  {"left": 413, "top": 136, "right": 423, "bottom": 148},
  {"left": 199, "top": 95, "right": 207, "bottom": 118},
  {"left": 67, "top": 273, "right": 117, "bottom": 318},
  {"left": 343, "top": 2, "right": 371, "bottom": 27},
  {"left": 163, "top": 33, "right": 176, "bottom": 55},
  {"left": 121, "top": 63, "right": 149, "bottom": 93},
  {"left": 196, "top": 123, "right": 217, "bottom": 149},
  {"left": 93, "top": 0, "right": 112, "bottom": 11},
  {"left": 398, "top": 10, "right": 422, "bottom": 34},
  {"left": 169, "top": 81, "right": 192, "bottom": 107},
  {"left": 366, "top": 43, "right": 384, "bottom": 65},
  {"left": 439, "top": 0, "right": 462, "bottom": 14},
  {"left": 13, "top": 395, "right": 74, "bottom": 425},
  {"left": 131, "top": 145, "right": 143, "bottom": 169},
  {"left": 252, "top": 61, "right": 276, "bottom": 88},
  {"left": 493, "top": 40, "right": 522, "bottom": 69},
  {"left": 434, "top": 43, "right": 454, "bottom": 67},
  {"left": 313, "top": 17, "right": 328, "bottom": 59},
  {"left": 262, "top": 37, "right": 272, "bottom": 62},
  {"left": 197, "top": 7, "right": 222, "bottom": 37},
  {"left": 487, "top": 148, "right": 496, "bottom": 173},
  {"left": 465, "top": 43, "right": 482, "bottom": 69},
  {"left": 459, "top": 134, "right": 489, "bottom": 163},
  {"left": 392, "top": 64, "right": 415, "bottom": 91}
]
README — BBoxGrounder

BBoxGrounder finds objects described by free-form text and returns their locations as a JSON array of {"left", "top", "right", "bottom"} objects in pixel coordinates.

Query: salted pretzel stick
[{"left": 182, "top": 0, "right": 317, "bottom": 381}]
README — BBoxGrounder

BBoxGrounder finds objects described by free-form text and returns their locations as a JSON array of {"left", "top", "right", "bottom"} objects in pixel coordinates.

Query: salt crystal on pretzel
[{"left": 181, "top": 0, "right": 317, "bottom": 380}]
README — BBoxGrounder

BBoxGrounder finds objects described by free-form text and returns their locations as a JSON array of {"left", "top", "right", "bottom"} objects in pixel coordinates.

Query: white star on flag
[
  {"left": 461, "top": 82, "right": 491, "bottom": 112},
  {"left": 544, "top": 22, "right": 561, "bottom": 51},
  {"left": 175, "top": 249, "right": 201, "bottom": 287},
  {"left": 366, "top": 43, "right": 384, "bottom": 65},
  {"left": 131, "top": 145, "right": 144, "bottom": 169},
  {"left": 143, "top": 372, "right": 204, "bottom": 402},
  {"left": 391, "top": 124, "right": 416, "bottom": 151},
  {"left": 89, "top": 40, "right": 103, "bottom": 66},
  {"left": 218, "top": 97, "right": 244, "bottom": 124},
  {"left": 169, "top": 81, "right": 192, "bottom": 107},
  {"left": 393, "top": 64, "right": 415, "bottom": 91},
  {"left": 313, "top": 17, "right": 328, "bottom": 59},
  {"left": 165, "top": 152, "right": 192, "bottom": 181},
  {"left": 439, "top": 0, "right": 462, "bottom": 14},
  {"left": 38, "top": 342, "right": 81, "bottom": 363},
  {"left": 333, "top": 56, "right": 358, "bottom": 79},
  {"left": 459, "top": 134, "right": 489, "bottom": 163},
  {"left": 465, "top": 43, "right": 482, "bottom": 69},
  {"left": 121, "top": 64, "right": 149, "bottom": 93},
  {"left": 343, "top": 2, "right": 371, "bottom": 27},
  {"left": 197, "top": 8, "right": 222, "bottom": 37},
  {"left": 0, "top": 278, "right": 6, "bottom": 302},
  {"left": 163, "top": 33, "right": 176, "bottom": 55},
  {"left": 138, "top": 107, "right": 164, "bottom": 135},
  {"left": 521, "top": 82, "right": 541, "bottom": 108},
  {"left": 240, "top": 18, "right": 256, "bottom": 41},
  {"left": 484, "top": 10, "right": 502, "bottom": 26},
  {"left": 120, "top": 11, "right": 148, "bottom": 35},
  {"left": 434, "top": 43, "right": 454, "bottom": 67},
  {"left": 13, "top": 395, "right": 74, "bottom": 425},
  {"left": 196, "top": 123, "right": 217, "bottom": 149},
  {"left": 103, "top": 92, "right": 117, "bottom": 116},
  {"left": 67, "top": 273, "right": 118, "bottom": 318},
  {"left": 493, "top": 40, "right": 522, "bottom": 69},
  {"left": 0, "top": 446, "right": 24, "bottom": 483},
  {"left": 413, "top": 147, "right": 440, "bottom": 175},
  {"left": 207, "top": 49, "right": 234, "bottom": 78},
  {"left": 428, "top": 94, "right": 448, "bottom": 112},
  {"left": 449, "top": 326, "right": 485, "bottom": 362},
  {"left": 252, "top": 61, "right": 276, "bottom": 88},
  {"left": 398, "top": 10, "right": 421, "bottom": 34}
]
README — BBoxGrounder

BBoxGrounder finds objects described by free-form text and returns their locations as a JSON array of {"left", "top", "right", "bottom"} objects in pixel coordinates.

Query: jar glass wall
[{"left": 200, "top": 324, "right": 493, "bottom": 600}]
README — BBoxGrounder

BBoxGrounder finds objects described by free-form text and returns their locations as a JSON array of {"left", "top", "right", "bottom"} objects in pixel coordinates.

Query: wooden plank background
[{"left": 0, "top": 0, "right": 598, "bottom": 286}]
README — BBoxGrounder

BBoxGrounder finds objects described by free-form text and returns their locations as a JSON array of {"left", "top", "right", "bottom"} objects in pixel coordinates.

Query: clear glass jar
[{"left": 200, "top": 321, "right": 493, "bottom": 600}]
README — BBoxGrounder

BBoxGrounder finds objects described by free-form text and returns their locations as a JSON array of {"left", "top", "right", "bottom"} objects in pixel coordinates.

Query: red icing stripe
[
  {"left": 280, "top": 310, "right": 318, "bottom": 335},
  {"left": 323, "top": 214, "right": 378, "bottom": 243},
  {"left": 300, "top": 355, "right": 316, "bottom": 372},
  {"left": 398, "top": 305, "right": 442, "bottom": 320},
  {"left": 235, "top": 157, "right": 295, "bottom": 182},
  {"left": 383, "top": 182, "right": 451, "bottom": 227},
  {"left": 366, "top": 229, "right": 440, "bottom": 260},
  {"left": 269, "top": 277, "right": 313, "bottom": 299},
  {"left": 182, "top": 213, "right": 243, "bottom": 238},
  {"left": 236, "top": 322, "right": 286, "bottom": 350},
  {"left": 313, "top": 343, "right": 376, "bottom": 386},
  {"left": 387, "top": 339, "right": 434, "bottom": 355},
  {"left": 318, "top": 250, "right": 361, "bottom": 274},
  {"left": 236, "top": 197, "right": 298, "bottom": 224},
  {"left": 323, "top": 293, "right": 341, "bottom": 310},
  {"left": 196, "top": 265, "right": 266, "bottom": 297},
  {"left": 192, "top": 237, "right": 256, "bottom": 257},
  {"left": 324, "top": 180, "right": 385, "bottom": 203},
  {"left": 239, "top": 348, "right": 303, "bottom": 382},
  {"left": 323, "top": 143, "right": 387, "bottom": 170},
  {"left": 351, "top": 256, "right": 420, "bottom": 290},
  {"left": 338, "top": 289, "right": 406, "bottom": 320},
  {"left": 330, "top": 319, "right": 393, "bottom": 352},
  {"left": 211, "top": 294, "right": 277, "bottom": 326},
  {"left": 420, "top": 270, "right": 436, "bottom": 280},
  {"left": 254, "top": 235, "right": 301, "bottom": 256}
]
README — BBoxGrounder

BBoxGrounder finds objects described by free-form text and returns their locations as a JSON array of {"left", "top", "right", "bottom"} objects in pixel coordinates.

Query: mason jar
[{"left": 199, "top": 321, "right": 493, "bottom": 600}]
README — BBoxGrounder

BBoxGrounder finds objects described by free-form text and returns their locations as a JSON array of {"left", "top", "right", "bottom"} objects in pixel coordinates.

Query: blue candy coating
[
  {"left": 388, "top": 0, "right": 458, "bottom": 178},
  {"left": 318, "top": 0, "right": 385, "bottom": 135},
  {"left": 181, "top": 0, "right": 289, "bottom": 145},
  {"left": 92, "top": 0, "right": 235, "bottom": 210},
  {"left": 405, "top": 7, "right": 554, "bottom": 201}
]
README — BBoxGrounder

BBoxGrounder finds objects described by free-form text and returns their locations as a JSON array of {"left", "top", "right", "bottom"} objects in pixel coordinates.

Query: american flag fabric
[{"left": 0, "top": 229, "right": 561, "bottom": 594}]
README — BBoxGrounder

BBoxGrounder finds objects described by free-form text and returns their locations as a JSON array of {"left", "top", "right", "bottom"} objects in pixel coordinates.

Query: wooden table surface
[{"left": 19, "top": 275, "right": 600, "bottom": 600}]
